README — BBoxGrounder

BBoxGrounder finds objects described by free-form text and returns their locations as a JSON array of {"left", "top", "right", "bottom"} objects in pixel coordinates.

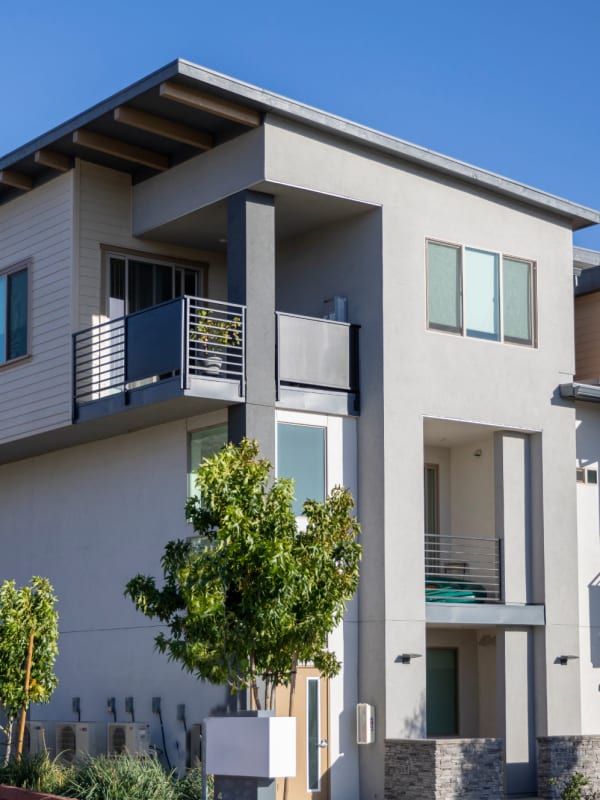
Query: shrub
[
  {"left": 0, "top": 752, "right": 211, "bottom": 800},
  {"left": 0, "top": 750, "right": 70, "bottom": 794},
  {"left": 62, "top": 754, "right": 178, "bottom": 800},
  {"left": 176, "top": 766, "right": 204, "bottom": 800},
  {"left": 550, "top": 772, "right": 598, "bottom": 800}
]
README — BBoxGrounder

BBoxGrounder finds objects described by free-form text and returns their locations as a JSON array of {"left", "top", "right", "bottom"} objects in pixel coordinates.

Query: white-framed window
[
  {"left": 306, "top": 676, "right": 321, "bottom": 792},
  {"left": 426, "top": 240, "right": 536, "bottom": 346},
  {"left": 105, "top": 252, "right": 206, "bottom": 318},
  {"left": 188, "top": 423, "right": 228, "bottom": 498},
  {"left": 276, "top": 410, "right": 357, "bottom": 522},
  {"left": 577, "top": 466, "right": 598, "bottom": 485},
  {"left": 0, "top": 260, "right": 29, "bottom": 365},
  {"left": 277, "top": 421, "right": 327, "bottom": 517}
]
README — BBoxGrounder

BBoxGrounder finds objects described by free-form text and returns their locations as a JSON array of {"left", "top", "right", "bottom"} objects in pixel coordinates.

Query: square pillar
[
  {"left": 496, "top": 627, "right": 536, "bottom": 795},
  {"left": 227, "top": 190, "right": 276, "bottom": 463},
  {"left": 494, "top": 432, "right": 530, "bottom": 604}
]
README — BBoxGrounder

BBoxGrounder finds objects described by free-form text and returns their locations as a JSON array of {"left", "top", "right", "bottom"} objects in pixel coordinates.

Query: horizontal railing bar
[{"left": 426, "top": 534, "right": 499, "bottom": 543}]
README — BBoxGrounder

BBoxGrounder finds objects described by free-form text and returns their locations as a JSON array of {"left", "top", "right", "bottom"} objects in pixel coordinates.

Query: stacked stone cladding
[
  {"left": 538, "top": 736, "right": 600, "bottom": 800},
  {"left": 384, "top": 738, "right": 503, "bottom": 800}
]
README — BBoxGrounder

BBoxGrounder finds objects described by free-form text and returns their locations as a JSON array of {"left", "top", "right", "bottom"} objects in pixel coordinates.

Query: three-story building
[{"left": 1, "top": 60, "right": 599, "bottom": 799}]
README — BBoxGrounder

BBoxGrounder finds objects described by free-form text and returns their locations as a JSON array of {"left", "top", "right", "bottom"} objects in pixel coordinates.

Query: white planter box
[{"left": 204, "top": 714, "right": 296, "bottom": 778}]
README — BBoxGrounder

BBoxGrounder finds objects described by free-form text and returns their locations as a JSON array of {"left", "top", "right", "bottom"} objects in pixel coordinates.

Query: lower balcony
[
  {"left": 425, "top": 533, "right": 502, "bottom": 604},
  {"left": 425, "top": 532, "right": 544, "bottom": 626}
]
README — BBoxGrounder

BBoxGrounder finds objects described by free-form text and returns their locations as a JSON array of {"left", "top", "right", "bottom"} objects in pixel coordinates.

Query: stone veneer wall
[
  {"left": 384, "top": 738, "right": 504, "bottom": 800},
  {"left": 538, "top": 736, "right": 600, "bottom": 800}
]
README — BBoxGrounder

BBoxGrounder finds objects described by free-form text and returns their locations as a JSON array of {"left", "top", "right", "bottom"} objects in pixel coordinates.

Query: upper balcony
[
  {"left": 72, "top": 296, "right": 360, "bottom": 427},
  {"left": 73, "top": 296, "right": 245, "bottom": 424}
]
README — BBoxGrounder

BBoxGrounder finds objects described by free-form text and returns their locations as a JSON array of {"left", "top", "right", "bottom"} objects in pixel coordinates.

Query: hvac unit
[
  {"left": 356, "top": 703, "right": 375, "bottom": 745},
  {"left": 186, "top": 723, "right": 203, "bottom": 770},
  {"left": 107, "top": 722, "right": 151, "bottom": 756},
  {"left": 23, "top": 722, "right": 52, "bottom": 756},
  {"left": 55, "top": 722, "right": 105, "bottom": 763}
]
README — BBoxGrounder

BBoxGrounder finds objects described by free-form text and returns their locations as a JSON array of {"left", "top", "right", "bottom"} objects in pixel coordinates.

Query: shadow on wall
[
  {"left": 588, "top": 574, "right": 600, "bottom": 667},
  {"left": 537, "top": 738, "right": 588, "bottom": 800},
  {"left": 403, "top": 694, "right": 425, "bottom": 739}
]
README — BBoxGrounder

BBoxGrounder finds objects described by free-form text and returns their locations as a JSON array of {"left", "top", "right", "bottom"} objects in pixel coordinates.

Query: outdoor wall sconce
[
  {"left": 558, "top": 655, "right": 579, "bottom": 665},
  {"left": 473, "top": 448, "right": 483, "bottom": 457},
  {"left": 396, "top": 653, "right": 422, "bottom": 664}
]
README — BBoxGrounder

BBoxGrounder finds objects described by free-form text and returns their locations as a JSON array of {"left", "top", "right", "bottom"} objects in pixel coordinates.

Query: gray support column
[
  {"left": 227, "top": 190, "right": 276, "bottom": 464},
  {"left": 494, "top": 432, "right": 531, "bottom": 604},
  {"left": 496, "top": 628, "right": 536, "bottom": 795}
]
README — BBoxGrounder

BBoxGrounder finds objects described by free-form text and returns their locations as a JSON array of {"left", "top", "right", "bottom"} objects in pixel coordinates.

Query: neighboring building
[{"left": 1, "top": 59, "right": 599, "bottom": 799}]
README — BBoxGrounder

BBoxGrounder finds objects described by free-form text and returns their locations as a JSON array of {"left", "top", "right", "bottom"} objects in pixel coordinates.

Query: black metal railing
[
  {"left": 73, "top": 296, "right": 245, "bottom": 408},
  {"left": 187, "top": 297, "right": 245, "bottom": 383},
  {"left": 425, "top": 533, "right": 502, "bottom": 604}
]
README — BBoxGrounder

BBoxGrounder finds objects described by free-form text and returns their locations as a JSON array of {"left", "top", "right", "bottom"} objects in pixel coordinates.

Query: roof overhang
[
  {"left": 1, "top": 58, "right": 599, "bottom": 230},
  {"left": 560, "top": 382, "right": 600, "bottom": 402}
]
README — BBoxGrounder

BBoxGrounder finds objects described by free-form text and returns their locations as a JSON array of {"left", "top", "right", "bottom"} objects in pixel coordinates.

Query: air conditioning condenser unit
[
  {"left": 55, "top": 722, "right": 105, "bottom": 763},
  {"left": 107, "top": 722, "right": 150, "bottom": 756},
  {"left": 23, "top": 722, "right": 52, "bottom": 756}
]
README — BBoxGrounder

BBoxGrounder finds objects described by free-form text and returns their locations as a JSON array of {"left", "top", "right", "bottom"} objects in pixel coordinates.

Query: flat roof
[{"left": 1, "top": 58, "right": 599, "bottom": 230}]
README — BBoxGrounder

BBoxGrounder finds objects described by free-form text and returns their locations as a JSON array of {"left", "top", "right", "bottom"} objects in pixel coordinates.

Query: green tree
[
  {"left": 126, "top": 437, "right": 360, "bottom": 710},
  {"left": 0, "top": 577, "right": 59, "bottom": 764}
]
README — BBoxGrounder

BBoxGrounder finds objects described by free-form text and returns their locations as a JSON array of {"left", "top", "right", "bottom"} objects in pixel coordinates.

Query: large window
[
  {"left": 277, "top": 422, "right": 326, "bottom": 517},
  {"left": 427, "top": 240, "right": 535, "bottom": 346},
  {"left": 0, "top": 262, "right": 28, "bottom": 365},
  {"left": 107, "top": 253, "right": 205, "bottom": 318}
]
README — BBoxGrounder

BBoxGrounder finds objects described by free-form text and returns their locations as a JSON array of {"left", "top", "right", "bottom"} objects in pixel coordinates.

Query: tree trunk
[
  {"left": 16, "top": 631, "right": 34, "bottom": 759},
  {"left": 249, "top": 653, "right": 261, "bottom": 710},
  {"left": 3, "top": 720, "right": 14, "bottom": 766}
]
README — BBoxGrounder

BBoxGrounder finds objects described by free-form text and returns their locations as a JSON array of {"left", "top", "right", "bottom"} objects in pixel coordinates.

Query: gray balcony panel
[
  {"left": 278, "top": 313, "right": 352, "bottom": 390},
  {"left": 126, "top": 300, "right": 183, "bottom": 383},
  {"left": 426, "top": 603, "right": 545, "bottom": 626}
]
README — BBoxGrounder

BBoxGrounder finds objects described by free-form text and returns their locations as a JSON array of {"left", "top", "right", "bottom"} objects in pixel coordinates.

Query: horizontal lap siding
[
  {"left": 0, "top": 174, "right": 73, "bottom": 444},
  {"left": 78, "top": 161, "right": 218, "bottom": 329},
  {"left": 575, "top": 293, "right": 600, "bottom": 382}
]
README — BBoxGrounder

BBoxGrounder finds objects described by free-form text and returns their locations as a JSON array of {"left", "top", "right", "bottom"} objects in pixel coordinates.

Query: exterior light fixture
[
  {"left": 396, "top": 653, "right": 422, "bottom": 664},
  {"left": 558, "top": 655, "right": 579, "bottom": 666},
  {"left": 473, "top": 449, "right": 483, "bottom": 457}
]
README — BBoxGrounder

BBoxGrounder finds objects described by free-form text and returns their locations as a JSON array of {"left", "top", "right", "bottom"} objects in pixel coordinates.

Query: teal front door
[{"left": 426, "top": 647, "right": 458, "bottom": 736}]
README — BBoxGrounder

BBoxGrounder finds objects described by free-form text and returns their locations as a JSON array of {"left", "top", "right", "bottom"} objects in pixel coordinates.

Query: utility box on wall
[
  {"left": 205, "top": 713, "right": 296, "bottom": 778},
  {"left": 357, "top": 703, "right": 375, "bottom": 744}
]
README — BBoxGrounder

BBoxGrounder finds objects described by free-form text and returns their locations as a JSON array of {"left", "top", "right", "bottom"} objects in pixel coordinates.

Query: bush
[
  {"left": 62, "top": 754, "right": 178, "bottom": 800},
  {"left": 0, "top": 752, "right": 210, "bottom": 800},
  {"left": 550, "top": 772, "right": 598, "bottom": 800},
  {"left": 176, "top": 766, "right": 204, "bottom": 800},
  {"left": 0, "top": 750, "right": 70, "bottom": 794}
]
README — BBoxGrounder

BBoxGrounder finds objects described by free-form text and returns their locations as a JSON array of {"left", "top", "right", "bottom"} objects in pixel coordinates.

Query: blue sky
[{"left": 2, "top": 0, "right": 599, "bottom": 247}]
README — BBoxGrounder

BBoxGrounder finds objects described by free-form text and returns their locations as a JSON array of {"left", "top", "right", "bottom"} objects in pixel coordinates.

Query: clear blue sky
[{"left": 2, "top": 0, "right": 599, "bottom": 248}]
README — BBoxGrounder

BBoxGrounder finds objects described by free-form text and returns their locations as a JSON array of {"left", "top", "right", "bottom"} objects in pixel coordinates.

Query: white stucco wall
[{"left": 0, "top": 416, "right": 227, "bottom": 772}]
